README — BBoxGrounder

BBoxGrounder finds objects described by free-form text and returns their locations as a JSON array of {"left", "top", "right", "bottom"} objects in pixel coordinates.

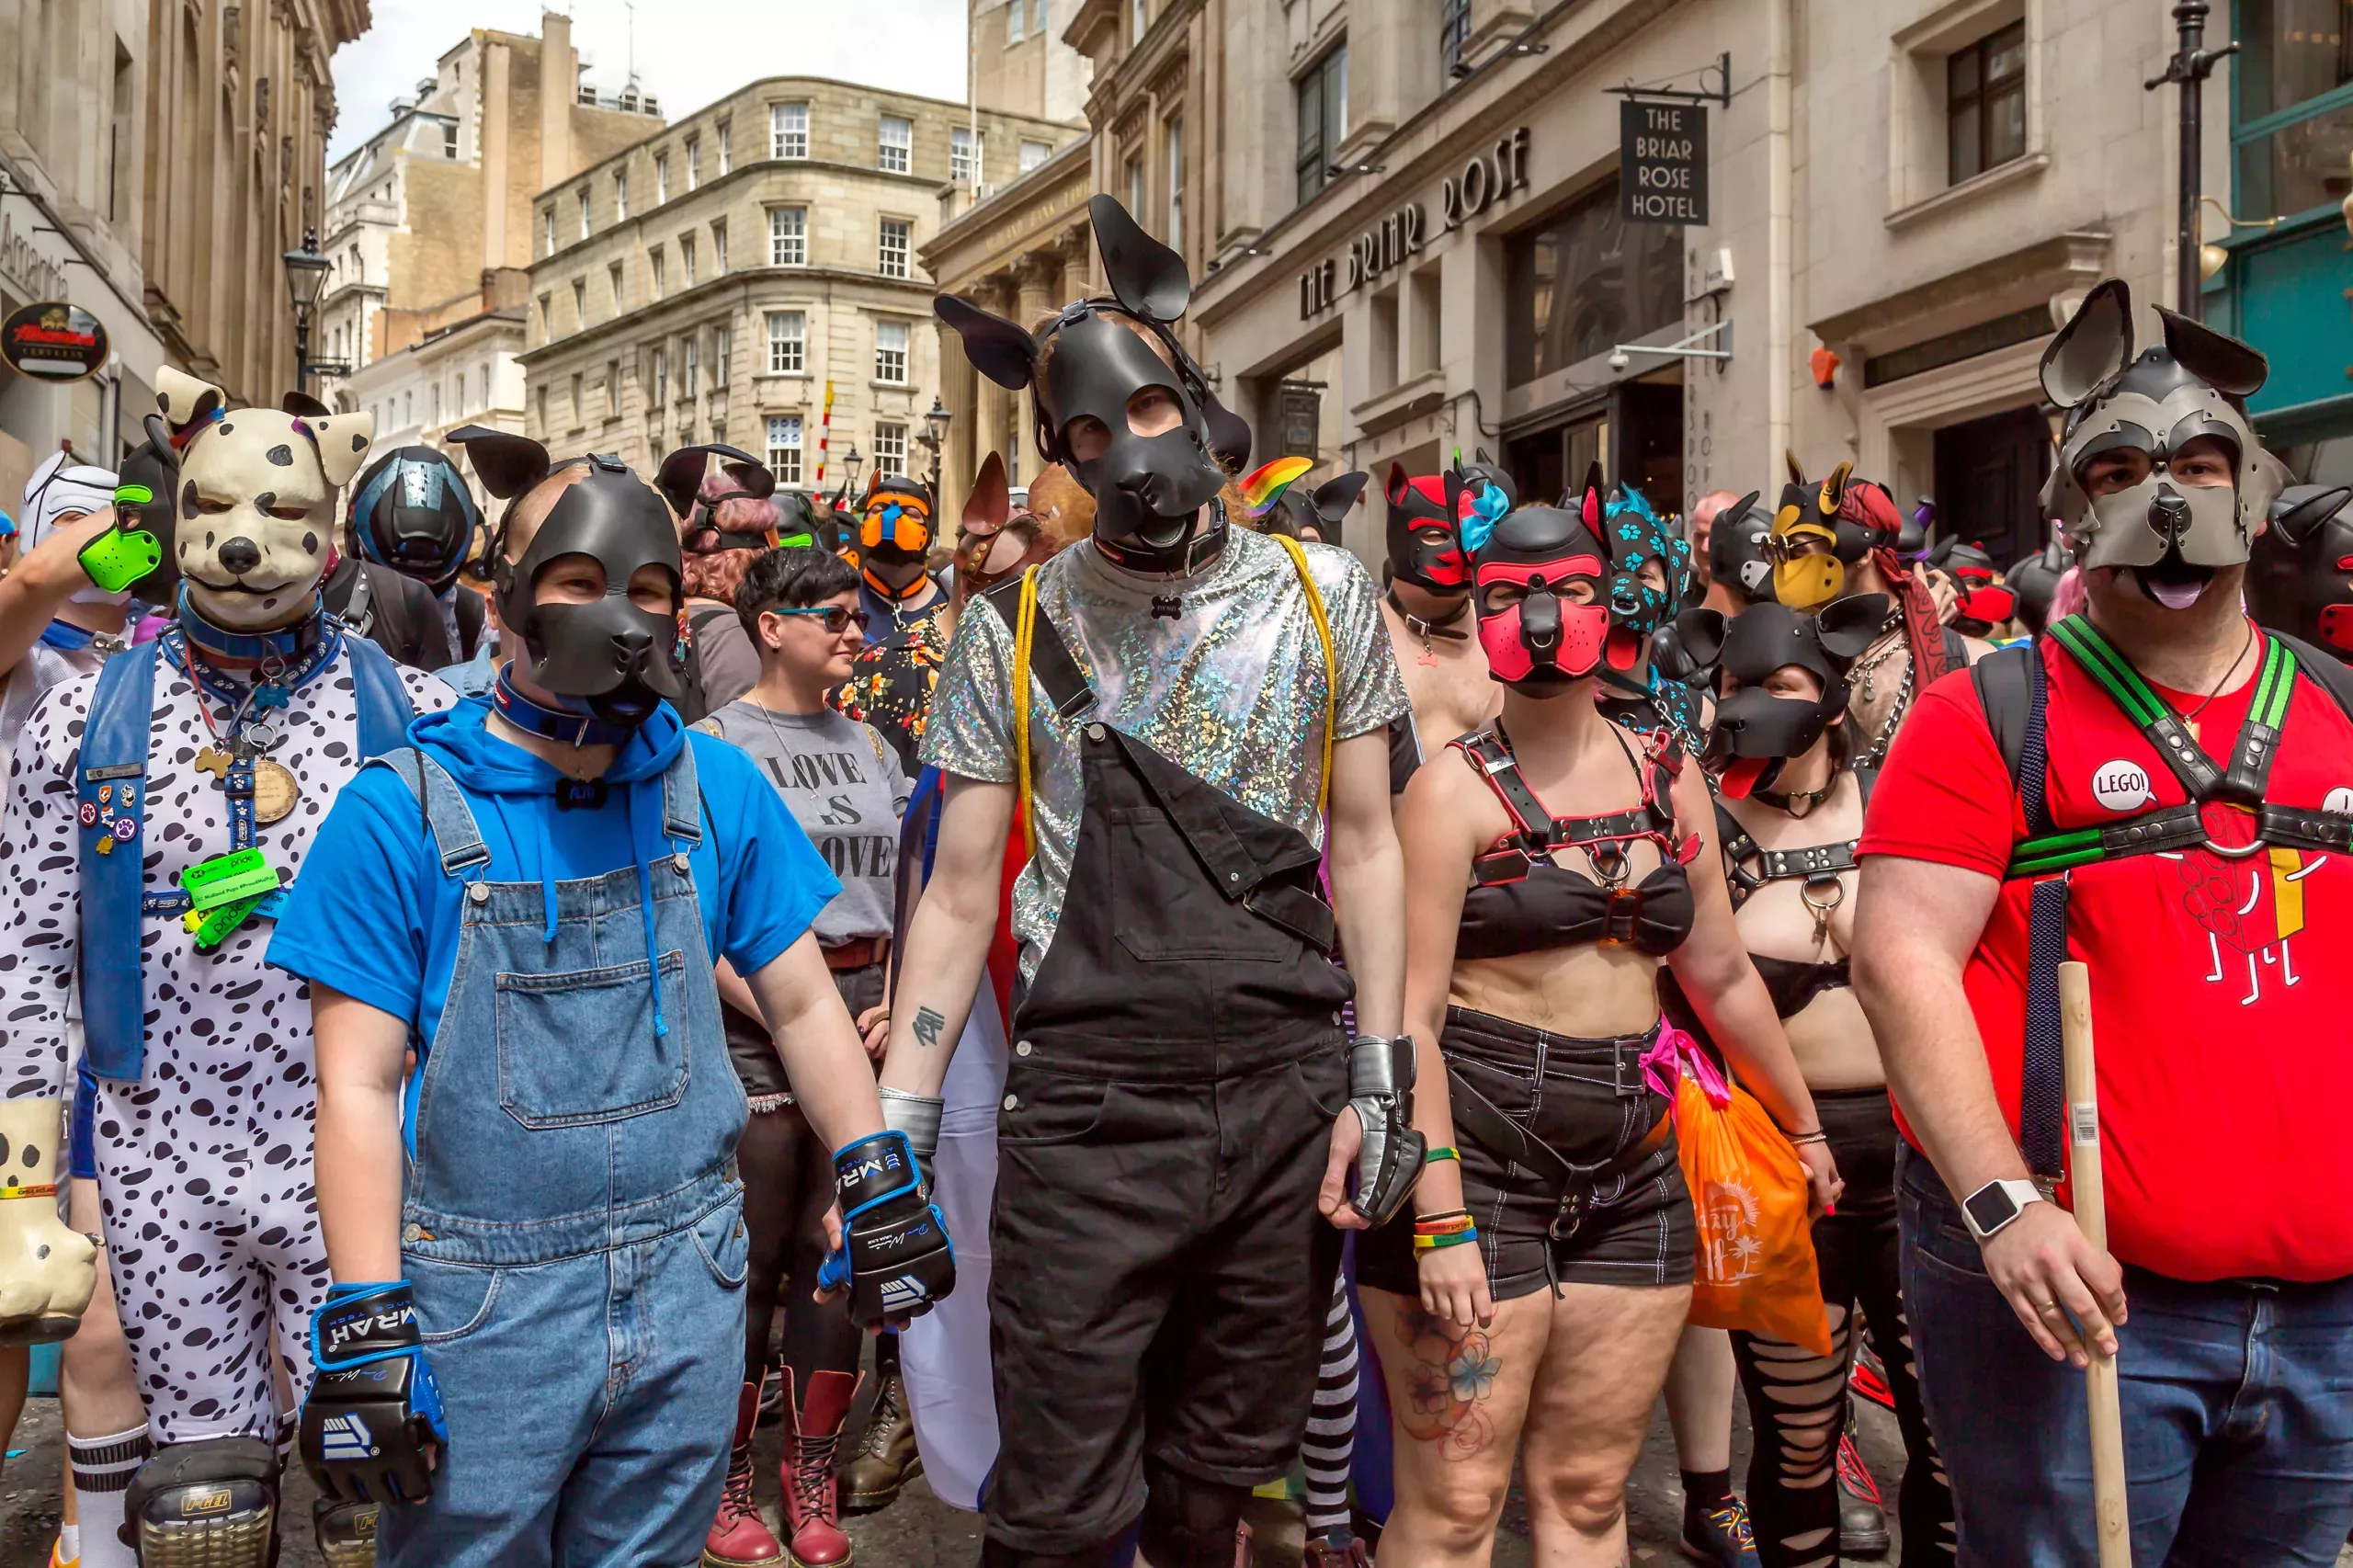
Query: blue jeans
[
  {"left": 1898, "top": 1144, "right": 2353, "bottom": 1566},
  {"left": 374, "top": 1196, "right": 750, "bottom": 1568}
]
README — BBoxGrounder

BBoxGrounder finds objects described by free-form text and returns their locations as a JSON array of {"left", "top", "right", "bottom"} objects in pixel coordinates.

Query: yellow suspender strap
[
  {"left": 1272, "top": 534, "right": 1337, "bottom": 818},
  {"left": 1011, "top": 565, "right": 1040, "bottom": 860}
]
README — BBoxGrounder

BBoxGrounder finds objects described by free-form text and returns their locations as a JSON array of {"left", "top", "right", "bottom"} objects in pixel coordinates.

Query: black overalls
[{"left": 979, "top": 574, "right": 1353, "bottom": 1557}]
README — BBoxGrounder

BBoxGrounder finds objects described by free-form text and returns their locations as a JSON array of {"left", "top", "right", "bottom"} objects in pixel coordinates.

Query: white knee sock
[{"left": 66, "top": 1424, "right": 148, "bottom": 1568}]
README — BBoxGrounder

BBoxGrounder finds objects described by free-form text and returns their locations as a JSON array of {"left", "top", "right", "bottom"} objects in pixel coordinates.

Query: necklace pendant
[
  {"left": 250, "top": 758, "right": 301, "bottom": 825},
  {"left": 193, "top": 746, "right": 233, "bottom": 781}
]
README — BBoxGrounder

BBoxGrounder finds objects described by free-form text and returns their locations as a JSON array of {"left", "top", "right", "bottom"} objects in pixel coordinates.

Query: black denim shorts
[
  {"left": 723, "top": 960, "right": 886, "bottom": 1103},
  {"left": 1359, "top": 1006, "right": 1694, "bottom": 1301}
]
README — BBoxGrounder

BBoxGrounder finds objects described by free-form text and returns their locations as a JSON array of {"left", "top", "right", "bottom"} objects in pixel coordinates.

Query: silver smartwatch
[{"left": 1961, "top": 1177, "right": 2047, "bottom": 1243}]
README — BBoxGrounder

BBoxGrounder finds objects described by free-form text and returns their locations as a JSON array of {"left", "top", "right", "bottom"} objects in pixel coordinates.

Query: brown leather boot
[
  {"left": 703, "top": 1382, "right": 785, "bottom": 1568},
  {"left": 782, "top": 1369, "right": 856, "bottom": 1568},
  {"left": 835, "top": 1365, "right": 921, "bottom": 1514}
]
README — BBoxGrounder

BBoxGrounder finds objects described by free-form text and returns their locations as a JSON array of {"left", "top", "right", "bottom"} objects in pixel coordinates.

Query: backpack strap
[
  {"left": 1270, "top": 533, "right": 1338, "bottom": 817},
  {"left": 2270, "top": 630, "right": 2353, "bottom": 722},
  {"left": 78, "top": 642, "right": 162, "bottom": 1081},
  {"left": 1969, "top": 642, "right": 2038, "bottom": 801},
  {"left": 984, "top": 568, "right": 1096, "bottom": 860}
]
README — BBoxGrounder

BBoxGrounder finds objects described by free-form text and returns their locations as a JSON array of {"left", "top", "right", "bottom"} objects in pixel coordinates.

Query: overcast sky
[{"left": 328, "top": 0, "right": 971, "bottom": 163}]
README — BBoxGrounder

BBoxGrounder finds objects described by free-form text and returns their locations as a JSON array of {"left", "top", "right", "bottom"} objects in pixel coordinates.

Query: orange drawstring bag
[{"left": 1664, "top": 1029, "right": 1834, "bottom": 1354}]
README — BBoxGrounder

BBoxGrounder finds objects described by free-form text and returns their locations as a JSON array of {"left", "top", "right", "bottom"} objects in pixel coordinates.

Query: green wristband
[{"left": 1424, "top": 1145, "right": 1461, "bottom": 1165}]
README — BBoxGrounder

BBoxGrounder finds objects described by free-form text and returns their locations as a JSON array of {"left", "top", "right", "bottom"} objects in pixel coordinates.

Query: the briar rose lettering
[{"left": 1298, "top": 128, "right": 1531, "bottom": 319}]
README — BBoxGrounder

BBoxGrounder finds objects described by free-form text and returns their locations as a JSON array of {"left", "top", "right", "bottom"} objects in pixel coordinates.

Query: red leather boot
[
  {"left": 702, "top": 1381, "right": 786, "bottom": 1567},
  {"left": 782, "top": 1369, "right": 857, "bottom": 1568}
]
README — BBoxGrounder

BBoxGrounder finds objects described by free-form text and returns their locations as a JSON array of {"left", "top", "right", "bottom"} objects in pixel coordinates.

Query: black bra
[
  {"left": 1749, "top": 953, "right": 1851, "bottom": 1019},
  {"left": 1451, "top": 723, "right": 1699, "bottom": 960}
]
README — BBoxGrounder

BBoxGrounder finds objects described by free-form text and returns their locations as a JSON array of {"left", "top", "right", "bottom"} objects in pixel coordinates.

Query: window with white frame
[
  {"left": 576, "top": 187, "right": 591, "bottom": 239},
  {"left": 607, "top": 358, "right": 622, "bottom": 417},
  {"left": 479, "top": 365, "right": 490, "bottom": 410},
  {"left": 684, "top": 335, "right": 699, "bottom": 394},
  {"left": 571, "top": 278, "right": 586, "bottom": 331},
  {"left": 656, "top": 152, "right": 670, "bottom": 203},
  {"left": 718, "top": 120, "right": 733, "bottom": 173},
  {"left": 1020, "top": 138, "right": 1051, "bottom": 174},
  {"left": 1127, "top": 154, "right": 1144, "bottom": 224},
  {"left": 713, "top": 324, "right": 730, "bottom": 387},
  {"left": 430, "top": 383, "right": 441, "bottom": 425},
  {"left": 769, "top": 206, "right": 806, "bottom": 266},
  {"left": 569, "top": 372, "right": 583, "bottom": 428},
  {"left": 542, "top": 206, "right": 556, "bottom": 256},
  {"left": 651, "top": 245, "right": 666, "bottom": 299},
  {"left": 879, "top": 115, "right": 912, "bottom": 175},
  {"left": 681, "top": 233, "right": 697, "bottom": 286},
  {"left": 1165, "top": 118, "right": 1184, "bottom": 253},
  {"left": 712, "top": 221, "right": 728, "bottom": 274},
  {"left": 767, "top": 310, "right": 805, "bottom": 373},
  {"left": 652, "top": 345, "right": 668, "bottom": 402},
  {"left": 1007, "top": 0, "right": 1025, "bottom": 42},
  {"left": 767, "top": 415, "right": 804, "bottom": 483},
  {"left": 772, "top": 101, "right": 809, "bottom": 160},
  {"left": 873, "top": 421, "right": 907, "bottom": 473},
  {"left": 952, "top": 126, "right": 979, "bottom": 185},
  {"left": 879, "top": 218, "right": 912, "bottom": 278},
  {"left": 608, "top": 261, "right": 624, "bottom": 312},
  {"left": 1131, "top": 0, "right": 1147, "bottom": 44},
  {"left": 874, "top": 319, "right": 909, "bottom": 383},
  {"left": 613, "top": 168, "right": 628, "bottom": 220},
  {"left": 686, "top": 136, "right": 699, "bottom": 188}
]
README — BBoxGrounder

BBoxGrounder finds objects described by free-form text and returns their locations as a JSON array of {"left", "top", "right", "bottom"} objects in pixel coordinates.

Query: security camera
[{"left": 1607, "top": 349, "right": 1631, "bottom": 371}]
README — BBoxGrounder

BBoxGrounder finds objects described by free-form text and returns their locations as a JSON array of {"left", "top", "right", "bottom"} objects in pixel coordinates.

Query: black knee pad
[
  {"left": 313, "top": 1494, "right": 380, "bottom": 1568},
  {"left": 1138, "top": 1459, "right": 1253, "bottom": 1568},
  {"left": 121, "top": 1437, "right": 279, "bottom": 1568}
]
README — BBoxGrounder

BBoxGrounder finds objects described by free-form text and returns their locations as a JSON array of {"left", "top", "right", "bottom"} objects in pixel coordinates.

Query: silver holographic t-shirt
[{"left": 921, "top": 527, "right": 1410, "bottom": 981}]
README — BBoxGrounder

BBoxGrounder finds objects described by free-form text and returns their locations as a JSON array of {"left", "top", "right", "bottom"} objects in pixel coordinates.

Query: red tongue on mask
[
  {"left": 1722, "top": 757, "right": 1769, "bottom": 800},
  {"left": 1607, "top": 627, "right": 1641, "bottom": 671}
]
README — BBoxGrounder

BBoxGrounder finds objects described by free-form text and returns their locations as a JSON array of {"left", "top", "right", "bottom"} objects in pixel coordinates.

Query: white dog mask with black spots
[{"left": 156, "top": 366, "right": 374, "bottom": 631}]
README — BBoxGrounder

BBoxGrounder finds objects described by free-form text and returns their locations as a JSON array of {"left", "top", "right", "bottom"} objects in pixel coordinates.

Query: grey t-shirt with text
[{"left": 697, "top": 701, "right": 911, "bottom": 945}]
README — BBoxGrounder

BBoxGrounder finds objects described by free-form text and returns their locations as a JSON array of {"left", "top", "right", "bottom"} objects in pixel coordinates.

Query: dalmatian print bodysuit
[{"left": 0, "top": 640, "right": 453, "bottom": 1444}]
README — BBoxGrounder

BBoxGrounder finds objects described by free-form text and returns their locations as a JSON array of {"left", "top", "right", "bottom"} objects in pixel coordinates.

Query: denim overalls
[{"left": 371, "top": 744, "right": 752, "bottom": 1568}]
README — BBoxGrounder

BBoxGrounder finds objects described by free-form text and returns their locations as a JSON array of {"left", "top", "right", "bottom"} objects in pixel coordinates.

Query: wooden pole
[{"left": 2058, "top": 959, "right": 2131, "bottom": 1567}]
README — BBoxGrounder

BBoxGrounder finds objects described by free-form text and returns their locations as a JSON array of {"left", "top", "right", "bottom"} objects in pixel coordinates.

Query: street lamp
[
  {"left": 918, "top": 395, "right": 952, "bottom": 491},
  {"left": 281, "top": 226, "right": 333, "bottom": 391},
  {"left": 843, "top": 443, "right": 865, "bottom": 494}
]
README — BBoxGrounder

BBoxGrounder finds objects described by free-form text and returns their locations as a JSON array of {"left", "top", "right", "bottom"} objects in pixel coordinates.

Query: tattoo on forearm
[
  {"left": 912, "top": 1006, "right": 946, "bottom": 1050},
  {"left": 1393, "top": 1304, "right": 1500, "bottom": 1461}
]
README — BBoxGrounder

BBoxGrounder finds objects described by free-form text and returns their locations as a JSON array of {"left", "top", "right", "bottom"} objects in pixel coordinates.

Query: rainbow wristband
[{"left": 1413, "top": 1226, "right": 1480, "bottom": 1255}]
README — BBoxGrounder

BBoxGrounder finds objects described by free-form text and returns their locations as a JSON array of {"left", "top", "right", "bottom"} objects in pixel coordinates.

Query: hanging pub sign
[
  {"left": 1620, "top": 100, "right": 1708, "bottom": 225},
  {"left": 1, "top": 301, "right": 108, "bottom": 381}
]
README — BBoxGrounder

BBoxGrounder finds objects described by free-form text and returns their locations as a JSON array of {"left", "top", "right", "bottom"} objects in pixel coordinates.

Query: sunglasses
[{"left": 763, "top": 605, "right": 870, "bottom": 634}]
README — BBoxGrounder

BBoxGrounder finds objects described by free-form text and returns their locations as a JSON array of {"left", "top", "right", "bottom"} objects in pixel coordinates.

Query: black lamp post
[
  {"left": 918, "top": 395, "right": 952, "bottom": 492},
  {"left": 2145, "top": 1, "right": 2237, "bottom": 320},
  {"left": 843, "top": 442, "right": 865, "bottom": 494},
  {"left": 281, "top": 226, "right": 333, "bottom": 389}
]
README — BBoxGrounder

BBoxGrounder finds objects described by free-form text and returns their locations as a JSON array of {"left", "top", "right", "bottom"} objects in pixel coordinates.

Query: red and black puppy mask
[
  {"left": 2251, "top": 483, "right": 2353, "bottom": 659},
  {"left": 1927, "top": 536, "right": 2017, "bottom": 636},
  {"left": 1469, "top": 464, "right": 1608, "bottom": 696},
  {"left": 1386, "top": 457, "right": 1517, "bottom": 593}
]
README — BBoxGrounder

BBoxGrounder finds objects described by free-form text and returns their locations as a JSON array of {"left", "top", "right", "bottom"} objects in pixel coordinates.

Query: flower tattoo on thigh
[{"left": 1393, "top": 1304, "right": 1501, "bottom": 1461}]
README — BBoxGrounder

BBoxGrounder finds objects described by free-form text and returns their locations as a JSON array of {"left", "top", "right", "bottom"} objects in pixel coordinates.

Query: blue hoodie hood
[{"left": 411, "top": 694, "right": 691, "bottom": 1038}]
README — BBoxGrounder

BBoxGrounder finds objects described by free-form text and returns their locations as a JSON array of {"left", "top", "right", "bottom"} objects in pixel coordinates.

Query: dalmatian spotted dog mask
[
  {"left": 155, "top": 366, "right": 374, "bottom": 632},
  {"left": 2039, "top": 278, "right": 2290, "bottom": 606}
]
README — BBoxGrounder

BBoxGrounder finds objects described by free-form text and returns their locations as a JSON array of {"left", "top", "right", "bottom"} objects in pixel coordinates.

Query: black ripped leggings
[
  {"left": 725, "top": 963, "right": 878, "bottom": 1395},
  {"left": 1732, "top": 1086, "right": 1954, "bottom": 1567}
]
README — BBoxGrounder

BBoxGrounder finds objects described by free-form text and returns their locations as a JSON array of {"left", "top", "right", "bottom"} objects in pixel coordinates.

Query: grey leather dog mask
[{"left": 2038, "top": 278, "right": 2289, "bottom": 581}]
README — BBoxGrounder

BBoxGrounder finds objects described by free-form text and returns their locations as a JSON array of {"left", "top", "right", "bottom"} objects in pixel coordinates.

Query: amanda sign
[
  {"left": 1299, "top": 128, "right": 1531, "bottom": 320},
  {"left": 2, "top": 301, "right": 108, "bottom": 381},
  {"left": 1620, "top": 100, "right": 1708, "bottom": 225}
]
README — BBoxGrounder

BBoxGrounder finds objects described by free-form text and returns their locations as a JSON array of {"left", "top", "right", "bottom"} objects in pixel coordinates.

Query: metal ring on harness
[{"left": 2200, "top": 834, "right": 2269, "bottom": 860}]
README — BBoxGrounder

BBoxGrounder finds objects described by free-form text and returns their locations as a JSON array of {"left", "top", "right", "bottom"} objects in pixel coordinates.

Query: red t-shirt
[{"left": 1860, "top": 627, "right": 2353, "bottom": 1282}]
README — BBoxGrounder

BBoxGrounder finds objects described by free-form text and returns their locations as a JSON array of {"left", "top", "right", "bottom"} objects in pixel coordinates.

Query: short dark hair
[{"left": 735, "top": 544, "right": 859, "bottom": 638}]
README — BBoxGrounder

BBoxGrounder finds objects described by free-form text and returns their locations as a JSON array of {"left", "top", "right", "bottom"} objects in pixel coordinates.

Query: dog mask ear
[
  {"left": 2272, "top": 485, "right": 2353, "bottom": 550},
  {"left": 936, "top": 293, "right": 1039, "bottom": 391},
  {"left": 156, "top": 366, "right": 227, "bottom": 436},
  {"left": 1816, "top": 592, "right": 1894, "bottom": 661},
  {"left": 1673, "top": 607, "right": 1726, "bottom": 670},
  {"left": 964, "top": 451, "right": 1010, "bottom": 533},
  {"left": 2154, "top": 303, "right": 2270, "bottom": 399},
  {"left": 655, "top": 443, "right": 770, "bottom": 518},
  {"left": 1088, "top": 194, "right": 1191, "bottom": 324},
  {"left": 302, "top": 411, "right": 376, "bottom": 488},
  {"left": 281, "top": 391, "right": 333, "bottom": 419},
  {"left": 447, "top": 426, "right": 553, "bottom": 500},
  {"left": 1312, "top": 471, "right": 1369, "bottom": 522},
  {"left": 2041, "top": 278, "right": 2136, "bottom": 407}
]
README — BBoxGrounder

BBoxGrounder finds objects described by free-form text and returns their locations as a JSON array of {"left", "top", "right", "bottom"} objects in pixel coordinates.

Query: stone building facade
[
  {"left": 0, "top": 0, "right": 365, "bottom": 499},
  {"left": 323, "top": 14, "right": 658, "bottom": 507},
  {"left": 518, "top": 76, "right": 1080, "bottom": 508},
  {"left": 1109, "top": 0, "right": 2225, "bottom": 574}
]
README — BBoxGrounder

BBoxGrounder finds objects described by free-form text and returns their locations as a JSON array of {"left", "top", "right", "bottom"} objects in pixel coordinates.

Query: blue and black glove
[
  {"left": 817, "top": 1130, "right": 956, "bottom": 1326},
  {"left": 299, "top": 1281, "right": 448, "bottom": 1506}
]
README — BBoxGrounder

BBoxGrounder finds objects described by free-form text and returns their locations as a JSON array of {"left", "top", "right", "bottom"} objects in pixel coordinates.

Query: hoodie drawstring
[{"left": 627, "top": 782, "right": 669, "bottom": 1040}]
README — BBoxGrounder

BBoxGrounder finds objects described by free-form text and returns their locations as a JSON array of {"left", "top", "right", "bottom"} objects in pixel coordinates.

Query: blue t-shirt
[{"left": 268, "top": 701, "right": 838, "bottom": 1074}]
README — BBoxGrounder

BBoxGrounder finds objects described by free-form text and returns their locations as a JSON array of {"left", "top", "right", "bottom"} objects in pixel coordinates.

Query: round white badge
[
  {"left": 2325, "top": 786, "right": 2353, "bottom": 816},
  {"left": 2090, "top": 760, "right": 2156, "bottom": 812}
]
